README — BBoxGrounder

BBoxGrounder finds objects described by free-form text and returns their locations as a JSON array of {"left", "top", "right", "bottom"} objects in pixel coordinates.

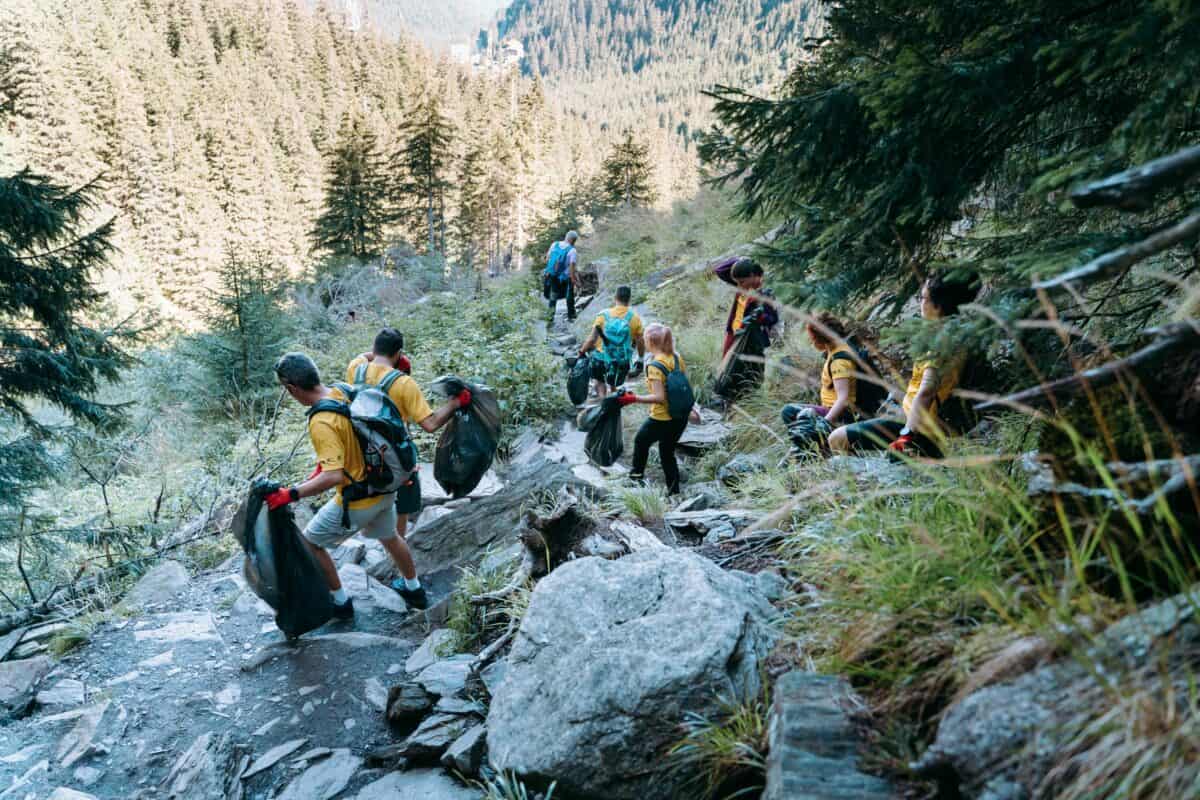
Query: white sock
[
  {"left": 404, "top": 576, "right": 421, "bottom": 591},
  {"left": 331, "top": 588, "right": 348, "bottom": 604}
]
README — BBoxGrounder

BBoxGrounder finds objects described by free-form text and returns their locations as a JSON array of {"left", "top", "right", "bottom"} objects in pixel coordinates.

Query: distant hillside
[
  {"left": 491, "top": 0, "right": 823, "bottom": 164},
  {"left": 320, "top": 0, "right": 510, "bottom": 49},
  {"left": 1, "top": 0, "right": 587, "bottom": 323}
]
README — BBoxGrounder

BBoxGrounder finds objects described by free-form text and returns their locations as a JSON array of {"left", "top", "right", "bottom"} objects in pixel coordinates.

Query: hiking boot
[
  {"left": 332, "top": 598, "right": 355, "bottom": 620},
  {"left": 392, "top": 581, "right": 429, "bottom": 611}
]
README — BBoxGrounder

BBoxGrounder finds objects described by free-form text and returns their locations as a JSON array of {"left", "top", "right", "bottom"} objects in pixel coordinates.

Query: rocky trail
[{"left": 0, "top": 257, "right": 893, "bottom": 800}]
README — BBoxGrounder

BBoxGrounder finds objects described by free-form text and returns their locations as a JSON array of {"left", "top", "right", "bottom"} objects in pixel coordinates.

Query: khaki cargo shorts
[{"left": 302, "top": 496, "right": 397, "bottom": 549}]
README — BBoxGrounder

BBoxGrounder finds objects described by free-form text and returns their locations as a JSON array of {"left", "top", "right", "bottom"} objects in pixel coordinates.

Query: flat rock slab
[
  {"left": 415, "top": 655, "right": 473, "bottom": 698},
  {"left": 0, "top": 656, "right": 53, "bottom": 719},
  {"left": 124, "top": 560, "right": 190, "bottom": 608},
  {"left": 132, "top": 611, "right": 220, "bottom": 643},
  {"left": 35, "top": 679, "right": 86, "bottom": 709},
  {"left": 242, "top": 737, "right": 307, "bottom": 779},
  {"left": 663, "top": 509, "right": 758, "bottom": 539},
  {"left": 441, "top": 723, "right": 487, "bottom": 777},
  {"left": 352, "top": 769, "right": 478, "bottom": 800},
  {"left": 406, "top": 629, "right": 457, "bottom": 675},
  {"left": 48, "top": 789, "right": 97, "bottom": 800},
  {"left": 676, "top": 410, "right": 732, "bottom": 451},
  {"left": 276, "top": 748, "right": 361, "bottom": 800},
  {"left": 764, "top": 672, "right": 893, "bottom": 800},
  {"left": 400, "top": 712, "right": 476, "bottom": 761}
]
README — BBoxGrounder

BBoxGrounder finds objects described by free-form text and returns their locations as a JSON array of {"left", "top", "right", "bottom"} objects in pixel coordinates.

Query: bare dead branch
[{"left": 1071, "top": 144, "right": 1200, "bottom": 210}]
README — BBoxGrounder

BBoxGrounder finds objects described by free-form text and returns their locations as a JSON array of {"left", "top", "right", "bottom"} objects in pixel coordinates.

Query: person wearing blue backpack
[
  {"left": 617, "top": 323, "right": 701, "bottom": 495},
  {"left": 578, "top": 285, "right": 645, "bottom": 400},
  {"left": 543, "top": 230, "right": 580, "bottom": 323}
]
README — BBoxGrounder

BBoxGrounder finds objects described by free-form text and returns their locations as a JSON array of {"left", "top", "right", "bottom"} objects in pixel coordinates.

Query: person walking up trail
[
  {"left": 544, "top": 230, "right": 580, "bottom": 324},
  {"left": 266, "top": 352, "right": 468, "bottom": 619},
  {"left": 828, "top": 273, "right": 980, "bottom": 458},
  {"left": 717, "top": 257, "right": 779, "bottom": 357},
  {"left": 578, "top": 285, "right": 645, "bottom": 400},
  {"left": 617, "top": 323, "right": 700, "bottom": 495},
  {"left": 346, "top": 328, "right": 463, "bottom": 610}
]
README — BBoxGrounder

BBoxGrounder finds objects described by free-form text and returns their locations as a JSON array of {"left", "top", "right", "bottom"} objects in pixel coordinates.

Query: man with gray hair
[
  {"left": 263, "top": 352, "right": 467, "bottom": 619},
  {"left": 543, "top": 229, "right": 580, "bottom": 323}
]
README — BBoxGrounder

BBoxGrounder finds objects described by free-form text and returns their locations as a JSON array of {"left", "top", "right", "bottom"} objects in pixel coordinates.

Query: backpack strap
[
  {"left": 354, "top": 362, "right": 369, "bottom": 384},
  {"left": 624, "top": 309, "right": 634, "bottom": 323},
  {"left": 307, "top": 398, "right": 350, "bottom": 420},
  {"left": 377, "top": 368, "right": 403, "bottom": 394}
]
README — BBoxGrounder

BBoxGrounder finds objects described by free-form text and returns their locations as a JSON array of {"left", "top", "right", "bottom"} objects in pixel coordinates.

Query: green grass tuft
[{"left": 668, "top": 687, "right": 772, "bottom": 800}]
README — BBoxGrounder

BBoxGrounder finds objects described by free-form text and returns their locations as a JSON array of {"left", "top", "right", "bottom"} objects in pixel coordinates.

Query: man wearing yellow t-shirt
[
  {"left": 345, "top": 328, "right": 461, "bottom": 610},
  {"left": 267, "top": 351, "right": 466, "bottom": 619},
  {"left": 578, "top": 286, "right": 645, "bottom": 400}
]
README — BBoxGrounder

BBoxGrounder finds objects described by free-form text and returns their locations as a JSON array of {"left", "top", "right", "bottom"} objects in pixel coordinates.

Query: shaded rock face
[
  {"left": 915, "top": 588, "right": 1200, "bottom": 799},
  {"left": 717, "top": 453, "right": 768, "bottom": 486},
  {"left": 487, "top": 549, "right": 778, "bottom": 799},
  {"left": 0, "top": 656, "right": 53, "bottom": 719},
  {"left": 123, "top": 560, "right": 190, "bottom": 608}
]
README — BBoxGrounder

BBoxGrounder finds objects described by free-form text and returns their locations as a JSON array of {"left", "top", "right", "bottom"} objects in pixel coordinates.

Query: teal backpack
[
  {"left": 599, "top": 309, "right": 635, "bottom": 364},
  {"left": 543, "top": 242, "right": 574, "bottom": 281},
  {"left": 651, "top": 356, "right": 695, "bottom": 421}
]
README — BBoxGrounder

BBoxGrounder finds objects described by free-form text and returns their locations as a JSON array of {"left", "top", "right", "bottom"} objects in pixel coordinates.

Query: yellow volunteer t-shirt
[
  {"left": 346, "top": 357, "right": 434, "bottom": 425},
  {"left": 646, "top": 353, "right": 686, "bottom": 422},
  {"left": 902, "top": 356, "right": 964, "bottom": 429},
  {"left": 731, "top": 294, "right": 750, "bottom": 333},
  {"left": 591, "top": 306, "right": 643, "bottom": 357},
  {"left": 308, "top": 386, "right": 384, "bottom": 510},
  {"left": 820, "top": 345, "right": 859, "bottom": 408}
]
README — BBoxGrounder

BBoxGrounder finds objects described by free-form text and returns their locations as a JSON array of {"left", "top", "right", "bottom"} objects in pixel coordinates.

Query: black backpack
[
  {"left": 828, "top": 339, "right": 888, "bottom": 418},
  {"left": 651, "top": 356, "right": 695, "bottom": 421}
]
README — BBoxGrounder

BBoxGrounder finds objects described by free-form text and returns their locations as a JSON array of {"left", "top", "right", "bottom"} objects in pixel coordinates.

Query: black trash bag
[
  {"left": 579, "top": 396, "right": 624, "bottom": 467},
  {"left": 785, "top": 409, "right": 834, "bottom": 455},
  {"left": 234, "top": 480, "right": 334, "bottom": 639},
  {"left": 714, "top": 324, "right": 766, "bottom": 400},
  {"left": 431, "top": 376, "right": 502, "bottom": 497},
  {"left": 566, "top": 354, "right": 591, "bottom": 406}
]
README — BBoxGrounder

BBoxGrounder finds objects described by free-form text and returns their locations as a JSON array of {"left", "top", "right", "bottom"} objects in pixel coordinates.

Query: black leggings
[
  {"left": 630, "top": 417, "right": 689, "bottom": 495},
  {"left": 840, "top": 417, "right": 943, "bottom": 458}
]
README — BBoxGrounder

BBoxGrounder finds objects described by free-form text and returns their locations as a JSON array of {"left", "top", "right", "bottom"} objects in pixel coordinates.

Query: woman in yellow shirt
[
  {"left": 781, "top": 313, "right": 859, "bottom": 427},
  {"left": 616, "top": 323, "right": 699, "bottom": 495},
  {"left": 828, "top": 273, "right": 978, "bottom": 458}
]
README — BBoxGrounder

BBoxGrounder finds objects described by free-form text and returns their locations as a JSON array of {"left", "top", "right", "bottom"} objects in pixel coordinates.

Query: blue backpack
[
  {"left": 598, "top": 309, "right": 635, "bottom": 364},
  {"left": 543, "top": 242, "right": 574, "bottom": 282}
]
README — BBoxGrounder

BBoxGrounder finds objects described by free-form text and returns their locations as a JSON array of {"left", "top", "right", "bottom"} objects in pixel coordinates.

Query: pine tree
[
  {"left": 601, "top": 130, "right": 655, "bottom": 206},
  {"left": 182, "top": 248, "right": 291, "bottom": 424},
  {"left": 392, "top": 94, "right": 455, "bottom": 255},
  {"left": 0, "top": 169, "right": 134, "bottom": 539},
  {"left": 311, "top": 114, "right": 391, "bottom": 260}
]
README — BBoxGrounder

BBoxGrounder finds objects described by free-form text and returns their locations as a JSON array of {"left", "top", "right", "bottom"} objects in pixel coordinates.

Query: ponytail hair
[{"left": 644, "top": 322, "right": 675, "bottom": 355}]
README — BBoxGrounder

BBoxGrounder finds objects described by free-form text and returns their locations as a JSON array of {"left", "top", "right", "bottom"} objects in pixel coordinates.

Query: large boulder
[
  {"left": 123, "top": 560, "right": 190, "bottom": 608},
  {"left": 0, "top": 655, "right": 53, "bottom": 719},
  {"left": 487, "top": 549, "right": 778, "bottom": 799}
]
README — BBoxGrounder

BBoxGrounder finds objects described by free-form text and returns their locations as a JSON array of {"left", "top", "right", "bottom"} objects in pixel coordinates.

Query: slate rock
[
  {"left": 488, "top": 549, "right": 777, "bottom": 799},
  {"left": 399, "top": 712, "right": 476, "bottom": 762},
  {"left": 35, "top": 678, "right": 85, "bottom": 709},
  {"left": 479, "top": 660, "right": 507, "bottom": 696},
  {"left": 386, "top": 681, "right": 434, "bottom": 732},
  {"left": 124, "top": 560, "right": 190, "bottom": 608},
  {"left": 0, "top": 656, "right": 53, "bottom": 719},
  {"left": 406, "top": 629, "right": 457, "bottom": 675},
  {"left": 48, "top": 790, "right": 97, "bottom": 800},
  {"left": 276, "top": 748, "right": 361, "bottom": 800},
  {"left": 441, "top": 723, "right": 487, "bottom": 777},
  {"left": 352, "top": 769, "right": 477, "bottom": 800},
  {"left": 717, "top": 453, "right": 768, "bottom": 486},
  {"left": 415, "top": 654, "right": 474, "bottom": 698}
]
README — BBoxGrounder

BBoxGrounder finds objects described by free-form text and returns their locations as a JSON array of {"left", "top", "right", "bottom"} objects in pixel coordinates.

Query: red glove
[
  {"left": 455, "top": 389, "right": 472, "bottom": 408},
  {"left": 617, "top": 392, "right": 638, "bottom": 407},
  {"left": 265, "top": 487, "right": 298, "bottom": 511},
  {"left": 888, "top": 435, "right": 914, "bottom": 454},
  {"left": 396, "top": 355, "right": 412, "bottom": 374},
  {"left": 305, "top": 464, "right": 323, "bottom": 482}
]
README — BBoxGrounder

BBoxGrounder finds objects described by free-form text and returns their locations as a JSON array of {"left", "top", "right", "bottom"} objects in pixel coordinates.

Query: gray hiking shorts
[{"left": 303, "top": 496, "right": 397, "bottom": 549}]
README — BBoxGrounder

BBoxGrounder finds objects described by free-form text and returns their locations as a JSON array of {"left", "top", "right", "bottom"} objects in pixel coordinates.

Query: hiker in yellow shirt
[
  {"left": 781, "top": 313, "right": 860, "bottom": 427},
  {"left": 616, "top": 323, "right": 700, "bottom": 495},
  {"left": 346, "top": 328, "right": 463, "bottom": 610},
  {"left": 578, "top": 286, "right": 645, "bottom": 400},
  {"left": 266, "top": 350, "right": 466, "bottom": 619},
  {"left": 828, "top": 274, "right": 979, "bottom": 458}
]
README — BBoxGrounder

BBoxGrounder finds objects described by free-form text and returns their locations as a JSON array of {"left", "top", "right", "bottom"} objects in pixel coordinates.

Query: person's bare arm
[
  {"left": 579, "top": 325, "right": 602, "bottom": 354},
  {"left": 825, "top": 378, "right": 852, "bottom": 423},
  {"left": 417, "top": 399, "right": 461, "bottom": 433},
  {"left": 904, "top": 368, "right": 940, "bottom": 432},
  {"left": 296, "top": 468, "right": 344, "bottom": 499},
  {"left": 629, "top": 379, "right": 667, "bottom": 405}
]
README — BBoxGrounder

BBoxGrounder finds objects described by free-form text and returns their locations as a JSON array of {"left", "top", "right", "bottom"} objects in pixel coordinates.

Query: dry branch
[
  {"left": 1034, "top": 211, "right": 1200, "bottom": 291},
  {"left": 977, "top": 323, "right": 1200, "bottom": 411},
  {"left": 1070, "top": 144, "right": 1200, "bottom": 210}
]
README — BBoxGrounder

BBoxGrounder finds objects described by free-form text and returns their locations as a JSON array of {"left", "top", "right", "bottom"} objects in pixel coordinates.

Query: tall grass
[{"left": 668, "top": 687, "right": 772, "bottom": 800}]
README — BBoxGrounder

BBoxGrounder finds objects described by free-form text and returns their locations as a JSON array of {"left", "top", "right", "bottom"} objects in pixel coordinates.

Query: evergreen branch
[{"left": 1034, "top": 211, "right": 1200, "bottom": 290}]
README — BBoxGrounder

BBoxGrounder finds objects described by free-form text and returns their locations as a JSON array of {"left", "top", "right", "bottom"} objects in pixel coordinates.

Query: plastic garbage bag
[
  {"left": 714, "top": 324, "right": 766, "bottom": 400},
  {"left": 234, "top": 480, "right": 334, "bottom": 639},
  {"left": 579, "top": 396, "right": 624, "bottom": 467},
  {"left": 785, "top": 408, "right": 833, "bottom": 454},
  {"left": 566, "top": 354, "right": 591, "bottom": 406},
  {"left": 431, "top": 376, "right": 502, "bottom": 497}
]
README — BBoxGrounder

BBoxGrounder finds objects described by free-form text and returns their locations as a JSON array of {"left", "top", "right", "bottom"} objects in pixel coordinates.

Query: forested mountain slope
[
  {"left": 492, "top": 0, "right": 824, "bottom": 190},
  {"left": 307, "top": 0, "right": 509, "bottom": 49},
  {"left": 0, "top": 0, "right": 588, "bottom": 324}
]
